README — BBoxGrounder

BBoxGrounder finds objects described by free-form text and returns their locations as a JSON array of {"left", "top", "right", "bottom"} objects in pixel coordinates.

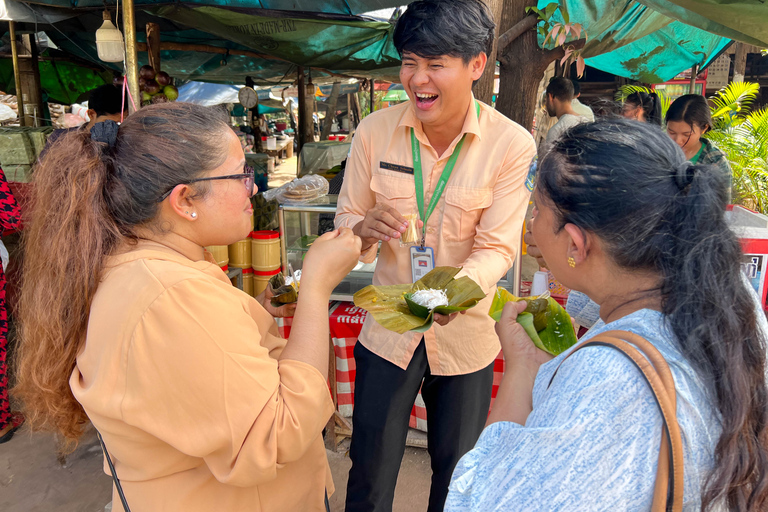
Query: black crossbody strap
[{"left": 96, "top": 430, "right": 132, "bottom": 512}]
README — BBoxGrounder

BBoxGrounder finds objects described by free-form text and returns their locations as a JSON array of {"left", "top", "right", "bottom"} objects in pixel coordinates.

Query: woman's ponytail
[{"left": 15, "top": 128, "right": 122, "bottom": 447}]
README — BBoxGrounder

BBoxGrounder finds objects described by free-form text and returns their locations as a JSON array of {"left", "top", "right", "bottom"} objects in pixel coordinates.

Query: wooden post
[
  {"left": 146, "top": 22, "right": 161, "bottom": 72},
  {"left": 8, "top": 22, "right": 24, "bottom": 127},
  {"left": 369, "top": 78, "right": 375, "bottom": 114},
  {"left": 246, "top": 76, "right": 261, "bottom": 152},
  {"left": 20, "top": 34, "right": 43, "bottom": 126},
  {"left": 320, "top": 82, "right": 340, "bottom": 141},
  {"left": 346, "top": 93, "right": 356, "bottom": 133},
  {"left": 122, "top": 0, "right": 141, "bottom": 113},
  {"left": 299, "top": 69, "right": 315, "bottom": 151},
  {"left": 689, "top": 64, "right": 699, "bottom": 94},
  {"left": 297, "top": 66, "right": 307, "bottom": 153},
  {"left": 733, "top": 43, "right": 748, "bottom": 82}
]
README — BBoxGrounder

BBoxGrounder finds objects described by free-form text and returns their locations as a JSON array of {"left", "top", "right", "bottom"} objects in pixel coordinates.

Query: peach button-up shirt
[
  {"left": 70, "top": 241, "right": 334, "bottom": 512},
  {"left": 335, "top": 98, "right": 536, "bottom": 375}
]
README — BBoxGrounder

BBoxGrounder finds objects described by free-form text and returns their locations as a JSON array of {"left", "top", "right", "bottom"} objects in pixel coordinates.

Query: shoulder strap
[
  {"left": 548, "top": 330, "right": 684, "bottom": 512},
  {"left": 96, "top": 430, "right": 132, "bottom": 512}
]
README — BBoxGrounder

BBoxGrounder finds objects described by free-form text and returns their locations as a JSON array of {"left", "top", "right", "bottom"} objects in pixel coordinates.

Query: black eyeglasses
[{"left": 158, "top": 166, "right": 255, "bottom": 202}]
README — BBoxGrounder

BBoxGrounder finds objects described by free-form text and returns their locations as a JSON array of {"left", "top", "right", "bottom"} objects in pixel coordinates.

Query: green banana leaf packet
[{"left": 488, "top": 288, "right": 578, "bottom": 356}]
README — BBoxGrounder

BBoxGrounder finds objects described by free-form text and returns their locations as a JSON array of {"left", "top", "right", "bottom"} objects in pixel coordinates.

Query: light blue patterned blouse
[{"left": 446, "top": 309, "right": 729, "bottom": 512}]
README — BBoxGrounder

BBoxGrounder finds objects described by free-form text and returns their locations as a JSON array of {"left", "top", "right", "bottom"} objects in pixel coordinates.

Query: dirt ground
[{"left": 0, "top": 427, "right": 431, "bottom": 512}]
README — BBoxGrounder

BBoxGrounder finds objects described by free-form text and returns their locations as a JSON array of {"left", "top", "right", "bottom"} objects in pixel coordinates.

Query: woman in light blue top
[{"left": 446, "top": 119, "right": 768, "bottom": 511}]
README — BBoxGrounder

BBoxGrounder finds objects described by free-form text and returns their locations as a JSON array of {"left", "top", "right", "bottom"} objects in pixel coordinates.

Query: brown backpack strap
[{"left": 548, "top": 329, "right": 684, "bottom": 512}]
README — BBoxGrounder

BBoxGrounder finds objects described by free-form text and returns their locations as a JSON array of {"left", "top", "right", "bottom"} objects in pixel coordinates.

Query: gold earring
[{"left": 568, "top": 257, "right": 576, "bottom": 268}]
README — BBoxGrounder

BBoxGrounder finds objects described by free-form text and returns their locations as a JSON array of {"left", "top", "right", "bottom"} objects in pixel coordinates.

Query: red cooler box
[{"left": 729, "top": 206, "right": 768, "bottom": 311}]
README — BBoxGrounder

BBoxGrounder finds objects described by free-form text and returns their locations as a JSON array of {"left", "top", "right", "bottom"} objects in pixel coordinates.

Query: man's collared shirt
[{"left": 335, "top": 97, "right": 536, "bottom": 376}]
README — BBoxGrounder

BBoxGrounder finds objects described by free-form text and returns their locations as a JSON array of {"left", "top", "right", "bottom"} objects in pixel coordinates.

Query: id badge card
[{"left": 410, "top": 246, "right": 435, "bottom": 283}]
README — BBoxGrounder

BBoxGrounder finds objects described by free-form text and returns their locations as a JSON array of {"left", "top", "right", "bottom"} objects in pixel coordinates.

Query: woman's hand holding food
[
  {"left": 496, "top": 302, "right": 553, "bottom": 372},
  {"left": 300, "top": 227, "right": 362, "bottom": 297}
]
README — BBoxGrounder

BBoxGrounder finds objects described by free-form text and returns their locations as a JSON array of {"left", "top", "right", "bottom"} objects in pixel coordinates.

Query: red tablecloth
[{"left": 277, "top": 301, "right": 505, "bottom": 433}]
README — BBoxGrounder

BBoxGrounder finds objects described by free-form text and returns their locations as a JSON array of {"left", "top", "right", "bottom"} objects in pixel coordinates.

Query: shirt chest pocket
[
  {"left": 442, "top": 186, "right": 493, "bottom": 242},
  {"left": 370, "top": 174, "right": 416, "bottom": 212}
]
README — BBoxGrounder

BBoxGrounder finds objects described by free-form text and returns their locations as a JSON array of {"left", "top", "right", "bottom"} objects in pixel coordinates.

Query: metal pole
[
  {"left": 369, "top": 78, "right": 375, "bottom": 114},
  {"left": 123, "top": 0, "right": 141, "bottom": 113},
  {"left": 9, "top": 22, "right": 25, "bottom": 127},
  {"left": 689, "top": 64, "right": 699, "bottom": 94}
]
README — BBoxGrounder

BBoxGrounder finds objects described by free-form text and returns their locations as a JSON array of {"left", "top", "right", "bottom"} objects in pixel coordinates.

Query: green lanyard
[{"left": 411, "top": 101, "right": 480, "bottom": 248}]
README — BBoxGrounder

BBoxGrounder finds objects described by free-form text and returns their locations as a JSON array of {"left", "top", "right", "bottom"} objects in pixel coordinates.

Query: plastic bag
[{"left": 271, "top": 175, "right": 330, "bottom": 204}]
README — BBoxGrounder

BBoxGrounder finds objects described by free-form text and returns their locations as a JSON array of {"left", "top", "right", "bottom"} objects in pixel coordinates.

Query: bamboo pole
[
  {"left": 9, "top": 22, "right": 25, "bottom": 127},
  {"left": 123, "top": 0, "right": 140, "bottom": 112}
]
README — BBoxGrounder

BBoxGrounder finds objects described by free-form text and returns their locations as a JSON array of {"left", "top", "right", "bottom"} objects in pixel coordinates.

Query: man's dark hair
[
  {"left": 393, "top": 0, "right": 495, "bottom": 62},
  {"left": 570, "top": 79, "right": 581, "bottom": 96},
  {"left": 88, "top": 84, "right": 124, "bottom": 117},
  {"left": 547, "top": 77, "right": 574, "bottom": 102}
]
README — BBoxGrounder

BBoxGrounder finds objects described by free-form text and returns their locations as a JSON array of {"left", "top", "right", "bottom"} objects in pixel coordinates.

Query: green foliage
[{"left": 707, "top": 82, "right": 768, "bottom": 212}]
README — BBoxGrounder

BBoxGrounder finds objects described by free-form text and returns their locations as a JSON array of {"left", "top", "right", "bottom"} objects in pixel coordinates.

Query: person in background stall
[
  {"left": 446, "top": 119, "right": 768, "bottom": 512},
  {"left": 622, "top": 90, "right": 662, "bottom": 126},
  {"left": 569, "top": 80, "right": 594, "bottom": 122},
  {"left": 14, "top": 103, "right": 362, "bottom": 511},
  {"left": 39, "top": 84, "right": 127, "bottom": 160},
  {"left": 542, "top": 77, "right": 589, "bottom": 155},
  {"left": 335, "top": 1, "right": 537, "bottom": 510},
  {"left": 665, "top": 94, "right": 731, "bottom": 189},
  {"left": 0, "top": 168, "right": 23, "bottom": 444}
]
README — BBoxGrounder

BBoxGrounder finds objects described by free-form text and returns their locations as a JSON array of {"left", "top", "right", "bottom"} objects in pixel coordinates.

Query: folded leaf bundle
[
  {"left": 268, "top": 273, "right": 298, "bottom": 307},
  {"left": 488, "top": 288, "right": 578, "bottom": 356},
  {"left": 353, "top": 267, "right": 486, "bottom": 334}
]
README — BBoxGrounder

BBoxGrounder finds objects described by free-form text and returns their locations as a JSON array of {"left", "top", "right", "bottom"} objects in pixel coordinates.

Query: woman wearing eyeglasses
[{"left": 14, "top": 103, "right": 362, "bottom": 512}]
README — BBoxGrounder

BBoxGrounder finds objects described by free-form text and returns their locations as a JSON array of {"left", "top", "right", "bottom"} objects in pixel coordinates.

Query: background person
[
  {"left": 542, "top": 77, "right": 589, "bottom": 154},
  {"left": 446, "top": 119, "right": 768, "bottom": 511},
  {"left": 570, "top": 79, "right": 594, "bottom": 122},
  {"left": 665, "top": 94, "right": 731, "bottom": 180},
  {"left": 15, "top": 103, "right": 361, "bottom": 511},
  {"left": 40, "top": 84, "right": 127, "bottom": 160},
  {"left": 335, "top": 1, "right": 537, "bottom": 510},
  {"left": 621, "top": 90, "right": 662, "bottom": 126}
]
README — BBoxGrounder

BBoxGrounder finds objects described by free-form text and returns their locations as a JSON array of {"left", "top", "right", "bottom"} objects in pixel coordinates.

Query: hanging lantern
[{"left": 95, "top": 10, "right": 124, "bottom": 63}]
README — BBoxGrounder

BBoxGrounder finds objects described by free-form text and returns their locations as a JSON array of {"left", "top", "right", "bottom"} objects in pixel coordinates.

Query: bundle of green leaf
[
  {"left": 354, "top": 267, "right": 486, "bottom": 334},
  {"left": 488, "top": 288, "right": 578, "bottom": 356}
]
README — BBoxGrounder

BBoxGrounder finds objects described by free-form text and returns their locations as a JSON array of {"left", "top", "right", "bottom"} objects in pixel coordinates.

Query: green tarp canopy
[
  {"left": 0, "top": 55, "right": 112, "bottom": 104},
  {"left": 540, "top": 0, "right": 768, "bottom": 83},
  {"left": 10, "top": 3, "right": 402, "bottom": 85},
  {"left": 19, "top": 0, "right": 403, "bottom": 15}
]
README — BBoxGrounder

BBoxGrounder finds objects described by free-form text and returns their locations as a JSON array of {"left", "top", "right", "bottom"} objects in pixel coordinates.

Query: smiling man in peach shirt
[{"left": 335, "top": 1, "right": 536, "bottom": 510}]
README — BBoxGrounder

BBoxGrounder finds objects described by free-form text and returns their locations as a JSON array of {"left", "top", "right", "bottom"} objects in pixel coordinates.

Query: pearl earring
[{"left": 191, "top": 212, "right": 198, "bottom": 219}]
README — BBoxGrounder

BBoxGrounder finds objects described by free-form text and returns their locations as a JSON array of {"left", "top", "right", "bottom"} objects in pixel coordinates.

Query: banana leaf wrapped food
[
  {"left": 353, "top": 267, "right": 486, "bottom": 334},
  {"left": 488, "top": 288, "right": 578, "bottom": 356},
  {"left": 268, "top": 272, "right": 299, "bottom": 307}
]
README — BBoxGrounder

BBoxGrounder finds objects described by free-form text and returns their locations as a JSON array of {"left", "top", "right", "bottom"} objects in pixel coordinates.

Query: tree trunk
[
  {"left": 733, "top": 43, "right": 747, "bottom": 83},
  {"left": 474, "top": 0, "right": 504, "bottom": 105},
  {"left": 495, "top": 0, "right": 553, "bottom": 130},
  {"left": 320, "top": 82, "right": 341, "bottom": 140}
]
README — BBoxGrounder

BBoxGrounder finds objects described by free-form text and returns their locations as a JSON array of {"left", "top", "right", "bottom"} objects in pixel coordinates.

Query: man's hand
[
  {"left": 433, "top": 310, "right": 467, "bottom": 326},
  {"left": 353, "top": 203, "right": 411, "bottom": 248}
]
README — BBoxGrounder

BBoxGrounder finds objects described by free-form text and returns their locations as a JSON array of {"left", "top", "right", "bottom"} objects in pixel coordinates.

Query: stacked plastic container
[{"left": 251, "top": 230, "right": 281, "bottom": 296}]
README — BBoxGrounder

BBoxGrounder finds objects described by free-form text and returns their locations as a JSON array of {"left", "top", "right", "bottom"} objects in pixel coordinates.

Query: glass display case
[{"left": 278, "top": 196, "right": 522, "bottom": 301}]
